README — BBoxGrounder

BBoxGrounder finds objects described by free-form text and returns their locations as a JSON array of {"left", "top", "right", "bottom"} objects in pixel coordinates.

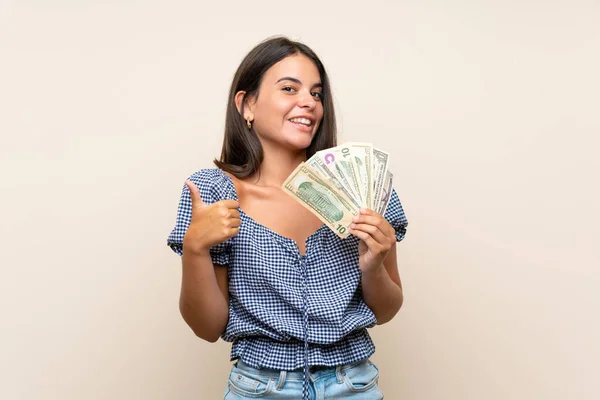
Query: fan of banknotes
[{"left": 282, "top": 142, "right": 393, "bottom": 239}]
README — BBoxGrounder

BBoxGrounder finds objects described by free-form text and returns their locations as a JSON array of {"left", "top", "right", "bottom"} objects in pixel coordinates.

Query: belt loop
[
  {"left": 336, "top": 365, "right": 344, "bottom": 384},
  {"left": 276, "top": 370, "right": 287, "bottom": 391}
]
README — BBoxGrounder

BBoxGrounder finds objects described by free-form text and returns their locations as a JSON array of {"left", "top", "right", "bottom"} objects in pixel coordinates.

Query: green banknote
[{"left": 282, "top": 163, "right": 360, "bottom": 239}]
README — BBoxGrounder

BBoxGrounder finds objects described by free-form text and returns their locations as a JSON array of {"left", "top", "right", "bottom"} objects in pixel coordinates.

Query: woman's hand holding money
[{"left": 349, "top": 208, "right": 395, "bottom": 274}]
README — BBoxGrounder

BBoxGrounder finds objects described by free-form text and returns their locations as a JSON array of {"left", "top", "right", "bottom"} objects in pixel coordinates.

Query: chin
[
  {"left": 280, "top": 132, "right": 314, "bottom": 150},
  {"left": 291, "top": 135, "right": 315, "bottom": 150}
]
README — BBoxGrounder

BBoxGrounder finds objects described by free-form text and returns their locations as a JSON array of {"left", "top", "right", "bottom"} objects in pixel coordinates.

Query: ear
[{"left": 234, "top": 90, "right": 256, "bottom": 121}]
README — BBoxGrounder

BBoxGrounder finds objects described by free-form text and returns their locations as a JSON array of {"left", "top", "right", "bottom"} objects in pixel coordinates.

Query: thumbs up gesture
[{"left": 182, "top": 180, "right": 241, "bottom": 256}]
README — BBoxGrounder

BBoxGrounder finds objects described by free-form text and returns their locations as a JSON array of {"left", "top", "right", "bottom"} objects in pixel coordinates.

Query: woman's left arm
[{"left": 350, "top": 209, "right": 403, "bottom": 325}]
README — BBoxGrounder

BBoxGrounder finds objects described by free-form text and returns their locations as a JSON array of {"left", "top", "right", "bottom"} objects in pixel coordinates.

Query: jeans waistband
[
  {"left": 236, "top": 359, "right": 331, "bottom": 378},
  {"left": 235, "top": 358, "right": 368, "bottom": 383}
]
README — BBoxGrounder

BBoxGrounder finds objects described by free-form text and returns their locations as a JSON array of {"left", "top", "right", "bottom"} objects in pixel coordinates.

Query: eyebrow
[{"left": 276, "top": 77, "right": 323, "bottom": 89}]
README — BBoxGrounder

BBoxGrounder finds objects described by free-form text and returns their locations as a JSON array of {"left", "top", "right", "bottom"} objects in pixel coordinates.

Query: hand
[
  {"left": 182, "top": 180, "right": 241, "bottom": 255},
  {"left": 349, "top": 208, "right": 396, "bottom": 274}
]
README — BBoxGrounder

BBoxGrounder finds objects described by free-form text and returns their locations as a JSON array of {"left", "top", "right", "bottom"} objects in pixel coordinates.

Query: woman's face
[{"left": 247, "top": 54, "right": 324, "bottom": 152}]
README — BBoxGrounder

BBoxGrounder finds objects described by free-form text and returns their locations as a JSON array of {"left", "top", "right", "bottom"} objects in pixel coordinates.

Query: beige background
[{"left": 1, "top": 1, "right": 599, "bottom": 399}]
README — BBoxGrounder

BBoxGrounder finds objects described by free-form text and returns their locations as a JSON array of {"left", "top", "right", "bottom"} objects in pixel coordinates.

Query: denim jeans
[{"left": 224, "top": 358, "right": 384, "bottom": 399}]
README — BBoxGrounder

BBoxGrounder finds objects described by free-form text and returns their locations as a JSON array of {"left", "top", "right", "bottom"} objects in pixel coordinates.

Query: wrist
[
  {"left": 182, "top": 238, "right": 211, "bottom": 257},
  {"left": 361, "top": 263, "right": 386, "bottom": 279}
]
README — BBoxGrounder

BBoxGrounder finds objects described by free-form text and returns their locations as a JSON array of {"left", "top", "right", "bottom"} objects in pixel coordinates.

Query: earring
[{"left": 246, "top": 119, "right": 252, "bottom": 129}]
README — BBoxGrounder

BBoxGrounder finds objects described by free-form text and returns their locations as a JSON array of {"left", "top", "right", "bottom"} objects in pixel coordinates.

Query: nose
[{"left": 298, "top": 90, "right": 316, "bottom": 110}]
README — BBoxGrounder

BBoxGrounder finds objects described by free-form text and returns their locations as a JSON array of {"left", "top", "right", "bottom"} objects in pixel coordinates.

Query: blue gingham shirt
[{"left": 168, "top": 168, "right": 408, "bottom": 372}]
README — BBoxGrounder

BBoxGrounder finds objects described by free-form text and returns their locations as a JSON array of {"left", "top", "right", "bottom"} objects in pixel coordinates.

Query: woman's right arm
[
  {"left": 179, "top": 251, "right": 229, "bottom": 342},
  {"left": 178, "top": 180, "right": 241, "bottom": 342}
]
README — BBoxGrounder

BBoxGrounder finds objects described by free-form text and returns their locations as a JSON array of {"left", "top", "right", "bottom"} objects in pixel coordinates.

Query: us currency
[
  {"left": 312, "top": 149, "right": 358, "bottom": 201},
  {"left": 371, "top": 148, "right": 389, "bottom": 210},
  {"left": 375, "top": 170, "right": 394, "bottom": 215},
  {"left": 305, "top": 156, "right": 362, "bottom": 210},
  {"left": 346, "top": 142, "right": 373, "bottom": 209},
  {"left": 282, "top": 163, "right": 360, "bottom": 239},
  {"left": 316, "top": 147, "right": 363, "bottom": 205}
]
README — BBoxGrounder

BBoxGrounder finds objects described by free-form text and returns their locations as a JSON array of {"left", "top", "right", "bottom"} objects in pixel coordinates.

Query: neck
[{"left": 251, "top": 142, "right": 307, "bottom": 187}]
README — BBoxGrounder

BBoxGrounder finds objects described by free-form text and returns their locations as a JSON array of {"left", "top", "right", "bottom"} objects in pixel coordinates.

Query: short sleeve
[
  {"left": 167, "top": 169, "right": 234, "bottom": 266},
  {"left": 384, "top": 188, "right": 408, "bottom": 242}
]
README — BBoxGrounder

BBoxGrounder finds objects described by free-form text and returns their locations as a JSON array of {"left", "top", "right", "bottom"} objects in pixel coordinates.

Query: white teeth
[{"left": 290, "top": 117, "right": 312, "bottom": 126}]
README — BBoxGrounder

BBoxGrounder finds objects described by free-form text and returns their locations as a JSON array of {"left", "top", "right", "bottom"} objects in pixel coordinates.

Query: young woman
[{"left": 168, "top": 36, "right": 408, "bottom": 400}]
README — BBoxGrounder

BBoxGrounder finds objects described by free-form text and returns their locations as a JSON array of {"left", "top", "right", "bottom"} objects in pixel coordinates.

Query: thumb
[{"left": 185, "top": 180, "right": 206, "bottom": 209}]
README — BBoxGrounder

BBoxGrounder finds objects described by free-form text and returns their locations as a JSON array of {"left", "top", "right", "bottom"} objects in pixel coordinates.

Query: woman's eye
[
  {"left": 282, "top": 86, "right": 296, "bottom": 93},
  {"left": 311, "top": 92, "right": 323, "bottom": 100}
]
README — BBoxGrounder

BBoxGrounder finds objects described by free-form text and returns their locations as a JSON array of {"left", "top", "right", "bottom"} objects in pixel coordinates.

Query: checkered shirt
[{"left": 167, "top": 168, "right": 408, "bottom": 376}]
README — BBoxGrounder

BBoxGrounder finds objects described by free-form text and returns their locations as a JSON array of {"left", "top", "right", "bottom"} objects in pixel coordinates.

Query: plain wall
[{"left": 1, "top": 1, "right": 598, "bottom": 399}]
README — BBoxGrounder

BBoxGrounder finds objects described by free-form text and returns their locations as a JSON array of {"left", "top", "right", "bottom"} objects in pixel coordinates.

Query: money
[
  {"left": 305, "top": 156, "right": 362, "bottom": 210},
  {"left": 317, "top": 147, "right": 363, "bottom": 205},
  {"left": 346, "top": 142, "right": 373, "bottom": 209},
  {"left": 375, "top": 170, "right": 393, "bottom": 216},
  {"left": 313, "top": 150, "right": 359, "bottom": 201},
  {"left": 282, "top": 143, "right": 396, "bottom": 238},
  {"left": 282, "top": 163, "right": 360, "bottom": 239},
  {"left": 371, "top": 148, "right": 389, "bottom": 210}
]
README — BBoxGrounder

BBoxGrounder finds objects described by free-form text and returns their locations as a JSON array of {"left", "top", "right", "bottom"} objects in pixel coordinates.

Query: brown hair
[{"left": 214, "top": 36, "right": 337, "bottom": 178}]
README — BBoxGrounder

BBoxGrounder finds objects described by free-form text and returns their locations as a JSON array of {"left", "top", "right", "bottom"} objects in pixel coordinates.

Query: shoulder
[
  {"left": 168, "top": 168, "right": 233, "bottom": 255},
  {"left": 187, "top": 168, "right": 226, "bottom": 184},
  {"left": 186, "top": 168, "right": 234, "bottom": 204}
]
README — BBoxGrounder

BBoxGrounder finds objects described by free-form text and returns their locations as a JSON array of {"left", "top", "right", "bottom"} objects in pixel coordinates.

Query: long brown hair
[{"left": 214, "top": 36, "right": 337, "bottom": 178}]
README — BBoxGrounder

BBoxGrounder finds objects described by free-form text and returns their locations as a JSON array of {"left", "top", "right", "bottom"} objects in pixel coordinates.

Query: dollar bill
[
  {"left": 317, "top": 147, "right": 363, "bottom": 205},
  {"left": 282, "top": 163, "right": 360, "bottom": 239},
  {"left": 305, "top": 156, "right": 362, "bottom": 209},
  {"left": 346, "top": 142, "right": 373, "bottom": 209},
  {"left": 371, "top": 148, "right": 389, "bottom": 210},
  {"left": 312, "top": 149, "right": 358, "bottom": 201},
  {"left": 375, "top": 170, "right": 393, "bottom": 215}
]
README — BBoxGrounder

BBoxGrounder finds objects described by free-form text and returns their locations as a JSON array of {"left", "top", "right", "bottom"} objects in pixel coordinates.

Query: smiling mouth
[{"left": 289, "top": 117, "right": 313, "bottom": 129}]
